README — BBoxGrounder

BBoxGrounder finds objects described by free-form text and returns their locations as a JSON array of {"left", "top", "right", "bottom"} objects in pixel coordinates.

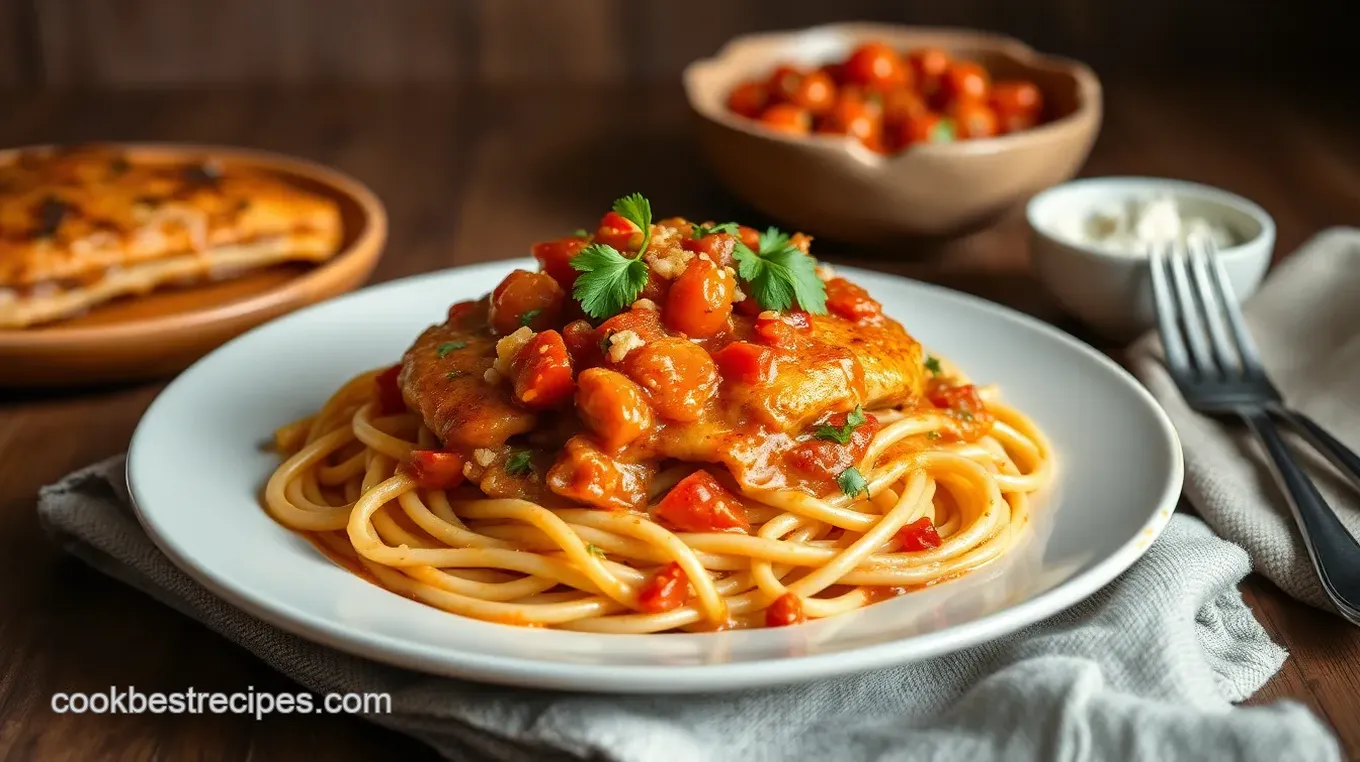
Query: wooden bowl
[
  {"left": 0, "top": 143, "right": 386, "bottom": 387},
  {"left": 683, "top": 24, "right": 1102, "bottom": 244}
]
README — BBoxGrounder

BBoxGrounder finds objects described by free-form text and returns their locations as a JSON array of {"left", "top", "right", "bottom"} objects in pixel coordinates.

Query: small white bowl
[{"left": 1027, "top": 177, "right": 1275, "bottom": 341}]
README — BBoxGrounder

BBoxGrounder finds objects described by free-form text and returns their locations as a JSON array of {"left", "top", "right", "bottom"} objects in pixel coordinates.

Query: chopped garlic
[
  {"left": 472, "top": 448, "right": 496, "bottom": 467},
  {"left": 483, "top": 367, "right": 503, "bottom": 385},
  {"left": 733, "top": 284, "right": 746, "bottom": 302},
  {"left": 631, "top": 298, "right": 659, "bottom": 312},
  {"left": 646, "top": 238, "right": 695, "bottom": 279},
  {"left": 815, "top": 264, "right": 837, "bottom": 281},
  {"left": 607, "top": 329, "right": 646, "bottom": 363},
  {"left": 493, "top": 326, "right": 535, "bottom": 376}
]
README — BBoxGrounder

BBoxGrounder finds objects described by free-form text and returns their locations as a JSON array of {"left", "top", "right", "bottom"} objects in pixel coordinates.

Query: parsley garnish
[
  {"left": 585, "top": 544, "right": 607, "bottom": 559},
  {"left": 572, "top": 228, "right": 590, "bottom": 238},
  {"left": 690, "top": 221, "right": 739, "bottom": 239},
  {"left": 732, "top": 227, "right": 827, "bottom": 314},
  {"left": 519, "top": 308, "right": 542, "bottom": 327},
  {"left": 445, "top": 370, "right": 467, "bottom": 380},
  {"left": 926, "top": 431, "right": 941, "bottom": 440},
  {"left": 837, "top": 467, "right": 869, "bottom": 499},
  {"left": 569, "top": 193, "right": 654, "bottom": 319},
  {"left": 959, "top": 410, "right": 975, "bottom": 421},
  {"left": 814, "top": 405, "right": 866, "bottom": 444},
  {"left": 437, "top": 341, "right": 467, "bottom": 358},
  {"left": 504, "top": 450, "right": 534, "bottom": 476},
  {"left": 924, "top": 356, "right": 941, "bottom": 375}
]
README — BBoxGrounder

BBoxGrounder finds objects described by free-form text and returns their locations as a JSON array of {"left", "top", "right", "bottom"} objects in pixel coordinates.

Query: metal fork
[{"left": 1149, "top": 236, "right": 1360, "bottom": 624}]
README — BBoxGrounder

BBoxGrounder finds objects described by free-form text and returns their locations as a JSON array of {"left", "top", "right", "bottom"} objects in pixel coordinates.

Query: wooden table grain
[{"left": 1, "top": 81, "right": 1357, "bottom": 761}]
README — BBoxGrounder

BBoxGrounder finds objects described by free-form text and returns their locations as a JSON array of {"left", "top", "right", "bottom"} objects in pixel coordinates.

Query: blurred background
[
  {"left": 0, "top": 0, "right": 1350, "bottom": 89},
  {"left": 0, "top": 0, "right": 1355, "bottom": 326}
]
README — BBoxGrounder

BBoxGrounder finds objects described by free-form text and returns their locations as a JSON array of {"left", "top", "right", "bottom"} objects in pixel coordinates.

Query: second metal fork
[{"left": 1149, "top": 236, "right": 1360, "bottom": 624}]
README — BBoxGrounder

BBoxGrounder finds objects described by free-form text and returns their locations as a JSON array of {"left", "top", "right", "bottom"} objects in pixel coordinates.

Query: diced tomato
[
  {"left": 638, "top": 268, "right": 672, "bottom": 304},
  {"left": 637, "top": 562, "right": 689, "bottom": 613},
  {"left": 665, "top": 257, "right": 736, "bottom": 338},
  {"left": 843, "top": 42, "right": 909, "bottom": 90},
  {"left": 788, "top": 409, "right": 880, "bottom": 480},
  {"left": 895, "top": 111, "right": 956, "bottom": 148},
  {"left": 790, "top": 69, "right": 837, "bottom": 114},
  {"left": 713, "top": 341, "right": 775, "bottom": 385},
  {"left": 681, "top": 232, "right": 737, "bottom": 267},
  {"left": 766, "top": 64, "right": 805, "bottom": 103},
  {"left": 949, "top": 100, "right": 999, "bottom": 139},
  {"left": 753, "top": 310, "right": 811, "bottom": 349},
  {"left": 825, "top": 277, "right": 883, "bottom": 321},
  {"left": 576, "top": 368, "right": 654, "bottom": 450},
  {"left": 817, "top": 97, "right": 883, "bottom": 152},
  {"left": 546, "top": 435, "right": 647, "bottom": 511},
  {"left": 595, "top": 211, "right": 639, "bottom": 252},
  {"left": 374, "top": 364, "right": 405, "bottom": 415},
  {"left": 654, "top": 470, "right": 750, "bottom": 532},
  {"left": 935, "top": 60, "right": 990, "bottom": 109},
  {"left": 765, "top": 592, "right": 806, "bottom": 627},
  {"left": 510, "top": 330, "right": 575, "bottom": 410},
  {"left": 402, "top": 450, "right": 467, "bottom": 490},
  {"left": 726, "top": 80, "right": 770, "bottom": 119},
  {"left": 927, "top": 382, "right": 984, "bottom": 413},
  {"left": 897, "top": 517, "right": 943, "bottom": 551},
  {"left": 882, "top": 88, "right": 929, "bottom": 128},
  {"left": 907, "top": 47, "right": 952, "bottom": 99},
  {"left": 446, "top": 299, "right": 482, "bottom": 327},
  {"left": 563, "top": 319, "right": 602, "bottom": 367},
  {"left": 624, "top": 338, "right": 718, "bottom": 421},
  {"left": 926, "top": 382, "right": 994, "bottom": 441},
  {"left": 489, "top": 269, "right": 564, "bottom": 335},
  {"left": 737, "top": 225, "right": 761, "bottom": 251},
  {"left": 759, "top": 103, "right": 813, "bottom": 135},
  {"left": 531, "top": 236, "right": 589, "bottom": 291},
  {"left": 596, "top": 306, "right": 665, "bottom": 363}
]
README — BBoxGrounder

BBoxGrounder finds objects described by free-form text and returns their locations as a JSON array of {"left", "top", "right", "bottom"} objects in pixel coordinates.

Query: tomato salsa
[{"left": 726, "top": 41, "right": 1047, "bottom": 154}]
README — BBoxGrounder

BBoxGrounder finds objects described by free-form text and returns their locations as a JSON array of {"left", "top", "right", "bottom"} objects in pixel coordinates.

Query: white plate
[{"left": 127, "top": 262, "right": 1183, "bottom": 693}]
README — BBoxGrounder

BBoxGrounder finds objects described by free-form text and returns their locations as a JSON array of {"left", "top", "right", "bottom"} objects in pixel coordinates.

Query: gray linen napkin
[
  {"left": 1129, "top": 227, "right": 1360, "bottom": 611},
  {"left": 39, "top": 457, "right": 1338, "bottom": 762}
]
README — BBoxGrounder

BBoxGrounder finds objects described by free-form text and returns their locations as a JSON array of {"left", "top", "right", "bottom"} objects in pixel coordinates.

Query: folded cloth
[
  {"left": 1129, "top": 227, "right": 1360, "bottom": 611},
  {"left": 39, "top": 456, "right": 1338, "bottom": 762}
]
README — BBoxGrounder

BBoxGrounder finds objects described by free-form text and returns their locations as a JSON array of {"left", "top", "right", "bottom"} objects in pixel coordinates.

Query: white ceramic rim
[{"left": 126, "top": 262, "right": 1184, "bottom": 693}]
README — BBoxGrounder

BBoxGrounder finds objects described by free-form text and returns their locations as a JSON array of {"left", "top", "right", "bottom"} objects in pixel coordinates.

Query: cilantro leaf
[
  {"left": 572, "top": 228, "right": 590, "bottom": 238},
  {"left": 568, "top": 193, "right": 658, "bottom": 320},
  {"left": 585, "top": 544, "right": 607, "bottom": 559},
  {"left": 926, "top": 430, "right": 941, "bottom": 440},
  {"left": 814, "top": 405, "right": 867, "bottom": 445},
  {"left": 436, "top": 341, "right": 467, "bottom": 358},
  {"left": 757, "top": 226, "right": 790, "bottom": 253},
  {"left": 837, "top": 467, "right": 869, "bottom": 499},
  {"left": 612, "top": 193, "right": 652, "bottom": 234},
  {"left": 733, "top": 228, "right": 827, "bottom": 314},
  {"left": 690, "top": 221, "right": 739, "bottom": 239},
  {"left": 519, "top": 308, "right": 542, "bottom": 327},
  {"left": 924, "top": 356, "right": 942, "bottom": 375},
  {"left": 504, "top": 450, "right": 533, "bottom": 476},
  {"left": 571, "top": 243, "right": 650, "bottom": 319}
]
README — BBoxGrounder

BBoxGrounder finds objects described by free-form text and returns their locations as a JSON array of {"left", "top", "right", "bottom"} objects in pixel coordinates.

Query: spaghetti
[{"left": 261, "top": 200, "right": 1053, "bottom": 633}]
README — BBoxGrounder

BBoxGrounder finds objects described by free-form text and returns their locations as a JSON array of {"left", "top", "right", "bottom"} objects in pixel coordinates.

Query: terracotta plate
[{"left": 0, "top": 143, "right": 387, "bottom": 387}]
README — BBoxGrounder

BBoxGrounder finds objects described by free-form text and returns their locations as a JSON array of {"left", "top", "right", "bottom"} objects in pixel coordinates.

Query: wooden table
[{"left": 1, "top": 81, "right": 1357, "bottom": 761}]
